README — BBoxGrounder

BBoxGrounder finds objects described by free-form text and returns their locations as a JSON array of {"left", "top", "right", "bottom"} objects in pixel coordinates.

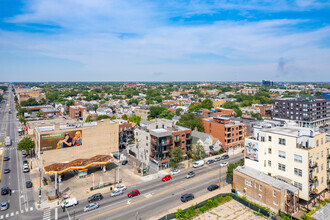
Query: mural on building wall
[
  {"left": 245, "top": 140, "right": 258, "bottom": 161},
  {"left": 40, "top": 130, "right": 82, "bottom": 151}
]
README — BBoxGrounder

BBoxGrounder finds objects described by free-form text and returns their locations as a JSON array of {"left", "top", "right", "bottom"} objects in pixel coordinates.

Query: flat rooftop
[
  {"left": 236, "top": 166, "right": 298, "bottom": 193},
  {"left": 260, "top": 126, "right": 320, "bottom": 138}
]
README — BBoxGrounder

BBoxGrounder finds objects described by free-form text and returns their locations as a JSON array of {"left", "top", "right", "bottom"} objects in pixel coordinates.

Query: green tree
[
  {"left": 36, "top": 111, "right": 43, "bottom": 117},
  {"left": 191, "top": 144, "right": 206, "bottom": 160},
  {"left": 233, "top": 108, "right": 242, "bottom": 117},
  {"left": 222, "top": 101, "right": 240, "bottom": 110},
  {"left": 17, "top": 137, "right": 35, "bottom": 154},
  {"left": 169, "top": 147, "right": 184, "bottom": 169},
  {"left": 176, "top": 209, "right": 185, "bottom": 220},
  {"left": 226, "top": 159, "right": 244, "bottom": 180},
  {"left": 66, "top": 100, "right": 75, "bottom": 107},
  {"left": 176, "top": 113, "right": 204, "bottom": 132},
  {"left": 129, "top": 115, "right": 141, "bottom": 125},
  {"left": 200, "top": 99, "right": 213, "bottom": 109},
  {"left": 85, "top": 116, "right": 91, "bottom": 122},
  {"left": 149, "top": 106, "right": 174, "bottom": 119},
  {"left": 175, "top": 108, "right": 183, "bottom": 116},
  {"left": 97, "top": 115, "right": 110, "bottom": 120},
  {"left": 19, "top": 117, "right": 27, "bottom": 125},
  {"left": 93, "top": 104, "right": 98, "bottom": 111},
  {"left": 21, "top": 98, "right": 39, "bottom": 106},
  {"left": 128, "top": 99, "right": 139, "bottom": 105},
  {"left": 122, "top": 114, "right": 128, "bottom": 120}
]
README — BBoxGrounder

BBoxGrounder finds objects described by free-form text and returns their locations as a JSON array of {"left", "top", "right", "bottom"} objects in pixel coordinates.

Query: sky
[{"left": 0, "top": 0, "right": 330, "bottom": 82}]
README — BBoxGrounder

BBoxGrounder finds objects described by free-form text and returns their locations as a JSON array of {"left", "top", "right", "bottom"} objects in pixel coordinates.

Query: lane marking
[
  {"left": 55, "top": 208, "right": 58, "bottom": 220},
  {"left": 86, "top": 168, "right": 222, "bottom": 220},
  {"left": 10, "top": 212, "right": 14, "bottom": 216}
]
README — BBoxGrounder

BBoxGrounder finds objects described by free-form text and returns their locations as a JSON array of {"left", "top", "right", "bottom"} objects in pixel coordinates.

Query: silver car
[
  {"left": 110, "top": 190, "right": 123, "bottom": 197},
  {"left": 83, "top": 203, "right": 99, "bottom": 212},
  {"left": 114, "top": 184, "right": 127, "bottom": 191},
  {"left": 0, "top": 202, "right": 9, "bottom": 211}
]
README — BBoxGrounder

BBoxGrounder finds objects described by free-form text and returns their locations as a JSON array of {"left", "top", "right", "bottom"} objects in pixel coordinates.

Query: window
[
  {"left": 254, "top": 183, "right": 257, "bottom": 188},
  {"left": 294, "top": 154, "right": 302, "bottom": 163},
  {"left": 273, "top": 201, "right": 278, "bottom": 206},
  {"left": 182, "top": 134, "right": 185, "bottom": 137},
  {"left": 268, "top": 136, "right": 272, "bottom": 142},
  {"left": 294, "top": 168, "right": 302, "bottom": 176},
  {"left": 321, "top": 138, "right": 323, "bottom": 145},
  {"left": 316, "top": 153, "right": 319, "bottom": 160},
  {"left": 259, "top": 185, "right": 262, "bottom": 191},
  {"left": 156, "top": 125, "right": 158, "bottom": 129},
  {"left": 278, "top": 150, "right": 286, "bottom": 158},
  {"left": 321, "top": 177, "right": 324, "bottom": 184},
  {"left": 182, "top": 141, "right": 185, "bottom": 144},
  {"left": 321, "top": 164, "right": 323, "bottom": 171},
  {"left": 261, "top": 136, "right": 265, "bottom": 142},
  {"left": 279, "top": 138, "right": 286, "bottom": 145},
  {"left": 258, "top": 194, "right": 262, "bottom": 199},
  {"left": 278, "top": 163, "right": 286, "bottom": 171},
  {"left": 268, "top": 148, "right": 272, "bottom": 154},
  {"left": 264, "top": 160, "right": 266, "bottom": 167},
  {"left": 245, "top": 179, "right": 252, "bottom": 187},
  {"left": 146, "top": 136, "right": 148, "bottom": 140},
  {"left": 273, "top": 191, "right": 276, "bottom": 197},
  {"left": 294, "top": 181, "right": 302, "bottom": 190},
  {"left": 268, "top": 160, "right": 272, "bottom": 167},
  {"left": 136, "top": 132, "right": 138, "bottom": 136},
  {"left": 316, "top": 140, "right": 319, "bottom": 147},
  {"left": 321, "top": 151, "right": 323, "bottom": 158}
]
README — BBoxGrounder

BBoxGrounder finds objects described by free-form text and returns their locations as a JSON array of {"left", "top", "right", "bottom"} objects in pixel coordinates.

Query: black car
[
  {"left": 207, "top": 184, "right": 219, "bottom": 191},
  {"left": 4, "top": 168, "right": 10, "bottom": 174},
  {"left": 221, "top": 154, "right": 229, "bottom": 160},
  {"left": 122, "top": 160, "right": 128, "bottom": 165},
  {"left": 3, "top": 157, "right": 9, "bottom": 161},
  {"left": 1, "top": 187, "right": 11, "bottom": 195},
  {"left": 88, "top": 193, "right": 103, "bottom": 203},
  {"left": 23, "top": 160, "right": 28, "bottom": 165},
  {"left": 206, "top": 159, "right": 215, "bottom": 165},
  {"left": 22, "top": 153, "right": 28, "bottom": 158},
  {"left": 181, "top": 194, "right": 194, "bottom": 202},
  {"left": 26, "top": 181, "right": 33, "bottom": 188}
]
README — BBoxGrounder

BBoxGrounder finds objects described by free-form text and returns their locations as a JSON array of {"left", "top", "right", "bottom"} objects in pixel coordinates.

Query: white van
[
  {"left": 5, "top": 136, "right": 11, "bottom": 146},
  {"left": 61, "top": 198, "right": 78, "bottom": 208},
  {"left": 193, "top": 160, "right": 205, "bottom": 168}
]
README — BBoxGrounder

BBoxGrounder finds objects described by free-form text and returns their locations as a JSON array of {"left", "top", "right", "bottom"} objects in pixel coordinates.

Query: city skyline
[{"left": 1, "top": 0, "right": 330, "bottom": 82}]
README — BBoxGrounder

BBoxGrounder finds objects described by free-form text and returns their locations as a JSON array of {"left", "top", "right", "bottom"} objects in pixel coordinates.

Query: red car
[
  {"left": 128, "top": 190, "right": 140, "bottom": 198},
  {"left": 162, "top": 175, "right": 172, "bottom": 182}
]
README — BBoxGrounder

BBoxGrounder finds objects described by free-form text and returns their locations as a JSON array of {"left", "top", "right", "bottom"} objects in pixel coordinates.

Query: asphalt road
[
  {"left": 0, "top": 87, "right": 36, "bottom": 220},
  {"left": 57, "top": 153, "right": 243, "bottom": 220}
]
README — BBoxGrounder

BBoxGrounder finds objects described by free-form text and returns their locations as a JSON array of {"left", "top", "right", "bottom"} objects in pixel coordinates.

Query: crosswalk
[
  {"left": 0, "top": 207, "right": 34, "bottom": 219},
  {"left": 3, "top": 147, "right": 16, "bottom": 150},
  {"left": 43, "top": 209, "right": 51, "bottom": 220}
]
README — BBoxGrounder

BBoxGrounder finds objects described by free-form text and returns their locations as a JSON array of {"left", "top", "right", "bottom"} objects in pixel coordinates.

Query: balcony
[
  {"left": 186, "top": 136, "right": 192, "bottom": 140},
  {"left": 152, "top": 141, "right": 172, "bottom": 148},
  {"left": 309, "top": 162, "right": 318, "bottom": 169},
  {"left": 174, "top": 139, "right": 180, "bottom": 143},
  {"left": 309, "top": 176, "right": 318, "bottom": 183}
]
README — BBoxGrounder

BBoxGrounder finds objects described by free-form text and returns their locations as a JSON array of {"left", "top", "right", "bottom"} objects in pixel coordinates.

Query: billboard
[
  {"left": 40, "top": 130, "right": 82, "bottom": 151},
  {"left": 245, "top": 140, "right": 258, "bottom": 162}
]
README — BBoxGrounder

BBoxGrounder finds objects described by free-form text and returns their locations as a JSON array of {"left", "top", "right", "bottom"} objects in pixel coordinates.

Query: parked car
[
  {"left": 193, "top": 160, "right": 204, "bottom": 168},
  {"left": 220, "top": 162, "right": 229, "bottom": 167},
  {"left": 26, "top": 181, "right": 33, "bottom": 188},
  {"left": 61, "top": 198, "right": 78, "bottom": 208},
  {"left": 83, "top": 203, "right": 99, "bottom": 212},
  {"left": 110, "top": 190, "right": 123, "bottom": 197},
  {"left": 214, "top": 157, "right": 221, "bottom": 162},
  {"left": 22, "top": 153, "right": 28, "bottom": 158},
  {"left": 23, "top": 164, "right": 29, "bottom": 169},
  {"left": 23, "top": 160, "right": 28, "bottom": 165},
  {"left": 170, "top": 169, "right": 180, "bottom": 175},
  {"left": 206, "top": 159, "right": 215, "bottom": 165},
  {"left": 88, "top": 193, "right": 103, "bottom": 203},
  {"left": 23, "top": 167, "right": 30, "bottom": 173},
  {"left": 3, "top": 157, "right": 9, "bottom": 161},
  {"left": 1, "top": 187, "right": 11, "bottom": 195},
  {"left": 162, "top": 175, "right": 172, "bottom": 182},
  {"left": 0, "top": 202, "right": 9, "bottom": 211},
  {"left": 114, "top": 184, "right": 127, "bottom": 191},
  {"left": 122, "top": 160, "right": 128, "bottom": 165},
  {"left": 4, "top": 168, "right": 10, "bottom": 174},
  {"left": 207, "top": 184, "right": 219, "bottom": 191},
  {"left": 221, "top": 154, "right": 229, "bottom": 160},
  {"left": 185, "top": 171, "right": 195, "bottom": 179},
  {"left": 128, "top": 190, "right": 140, "bottom": 198},
  {"left": 180, "top": 194, "right": 194, "bottom": 202}
]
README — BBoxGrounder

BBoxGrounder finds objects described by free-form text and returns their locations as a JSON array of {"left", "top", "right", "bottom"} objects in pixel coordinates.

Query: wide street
[
  {"left": 0, "top": 87, "right": 35, "bottom": 220},
  {"left": 56, "top": 153, "right": 243, "bottom": 220}
]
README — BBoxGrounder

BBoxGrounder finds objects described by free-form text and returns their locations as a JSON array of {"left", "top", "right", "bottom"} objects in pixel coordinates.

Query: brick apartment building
[
  {"left": 69, "top": 105, "right": 87, "bottom": 120},
  {"left": 273, "top": 97, "right": 330, "bottom": 128},
  {"left": 134, "top": 119, "right": 191, "bottom": 171},
  {"left": 203, "top": 117, "right": 247, "bottom": 151}
]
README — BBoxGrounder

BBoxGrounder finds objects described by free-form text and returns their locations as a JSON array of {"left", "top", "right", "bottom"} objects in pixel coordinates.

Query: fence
[{"left": 158, "top": 193, "right": 271, "bottom": 220}]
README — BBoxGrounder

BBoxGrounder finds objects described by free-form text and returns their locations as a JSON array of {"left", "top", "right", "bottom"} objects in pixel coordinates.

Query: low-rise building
[
  {"left": 134, "top": 106, "right": 150, "bottom": 120},
  {"left": 69, "top": 105, "right": 87, "bottom": 120},
  {"left": 191, "top": 130, "right": 222, "bottom": 155}
]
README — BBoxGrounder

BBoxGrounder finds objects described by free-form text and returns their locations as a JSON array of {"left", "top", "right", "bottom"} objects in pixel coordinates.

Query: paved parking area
[{"left": 194, "top": 200, "right": 266, "bottom": 220}]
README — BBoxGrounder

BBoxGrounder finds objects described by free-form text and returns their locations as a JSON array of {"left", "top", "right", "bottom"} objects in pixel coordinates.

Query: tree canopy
[
  {"left": 176, "top": 113, "right": 204, "bottom": 132},
  {"left": 149, "top": 106, "right": 174, "bottom": 120},
  {"left": 17, "top": 137, "right": 35, "bottom": 153},
  {"left": 169, "top": 147, "right": 184, "bottom": 169}
]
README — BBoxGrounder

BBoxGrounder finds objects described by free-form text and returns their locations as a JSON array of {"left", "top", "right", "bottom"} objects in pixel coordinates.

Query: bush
[{"left": 176, "top": 209, "right": 184, "bottom": 220}]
